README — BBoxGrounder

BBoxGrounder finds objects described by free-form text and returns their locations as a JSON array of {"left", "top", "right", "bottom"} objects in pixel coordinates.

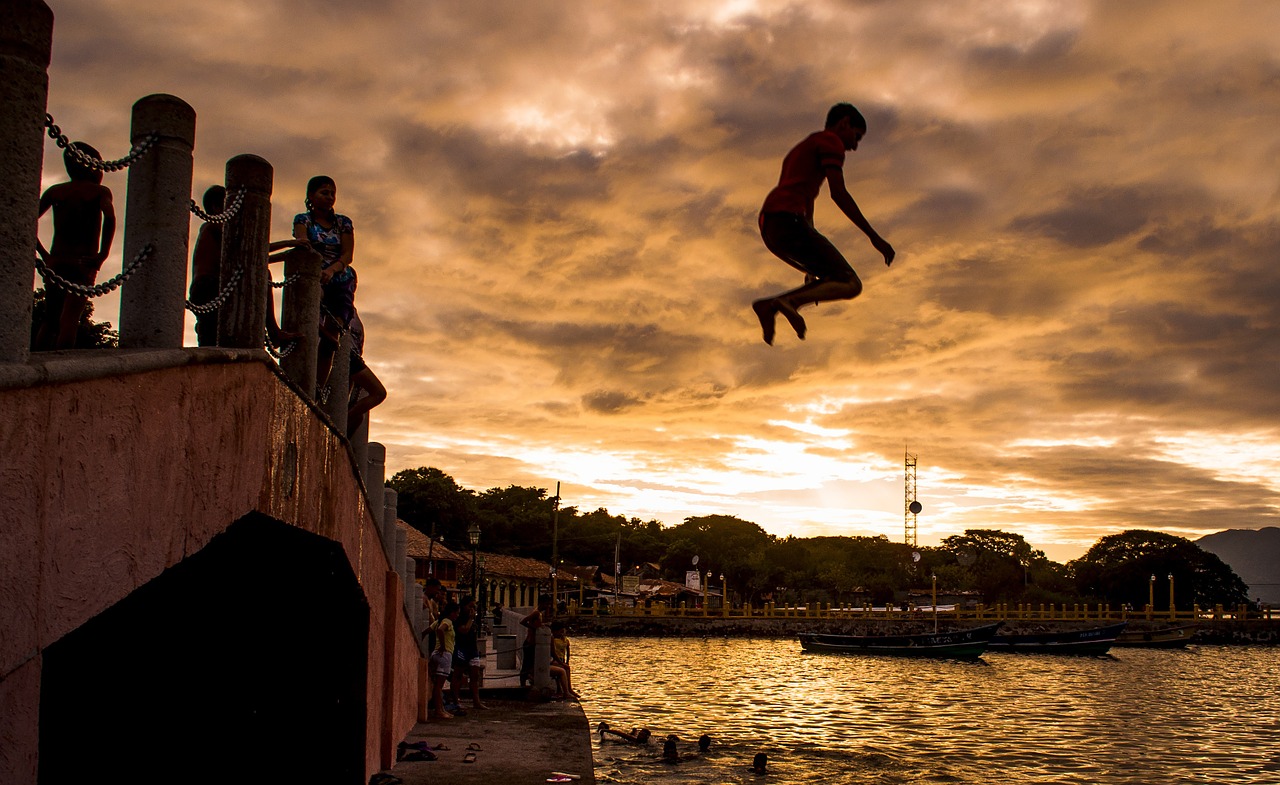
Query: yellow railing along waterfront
[{"left": 566, "top": 601, "right": 1273, "bottom": 623}]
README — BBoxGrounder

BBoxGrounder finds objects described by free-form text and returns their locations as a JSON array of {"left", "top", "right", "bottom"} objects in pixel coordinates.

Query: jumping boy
[
  {"left": 753, "top": 103, "right": 895, "bottom": 344},
  {"left": 34, "top": 142, "right": 115, "bottom": 351}
]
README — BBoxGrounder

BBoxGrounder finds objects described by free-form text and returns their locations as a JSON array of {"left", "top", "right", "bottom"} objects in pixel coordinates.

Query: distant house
[
  {"left": 476, "top": 551, "right": 552, "bottom": 610},
  {"left": 398, "top": 521, "right": 465, "bottom": 590}
]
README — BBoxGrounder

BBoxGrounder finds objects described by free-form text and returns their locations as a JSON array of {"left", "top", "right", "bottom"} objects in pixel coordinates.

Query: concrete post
[
  {"left": 403, "top": 556, "right": 416, "bottom": 617},
  {"left": 381, "top": 487, "right": 398, "bottom": 563},
  {"left": 395, "top": 527, "right": 407, "bottom": 584},
  {"left": 351, "top": 417, "right": 370, "bottom": 488},
  {"left": 533, "top": 625, "right": 553, "bottom": 693},
  {"left": 280, "top": 246, "right": 321, "bottom": 397},
  {"left": 324, "top": 329, "right": 351, "bottom": 433},
  {"left": 217, "top": 154, "right": 271, "bottom": 348},
  {"left": 0, "top": 0, "right": 53, "bottom": 363},
  {"left": 363, "top": 442, "right": 385, "bottom": 526},
  {"left": 118, "top": 94, "right": 195, "bottom": 349},
  {"left": 410, "top": 582, "right": 424, "bottom": 633}
]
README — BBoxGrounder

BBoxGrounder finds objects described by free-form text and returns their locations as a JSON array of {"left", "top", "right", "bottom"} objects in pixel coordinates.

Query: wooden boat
[
  {"left": 987, "top": 622, "right": 1127, "bottom": 655},
  {"left": 798, "top": 622, "right": 1003, "bottom": 659},
  {"left": 1114, "top": 623, "right": 1198, "bottom": 649}
]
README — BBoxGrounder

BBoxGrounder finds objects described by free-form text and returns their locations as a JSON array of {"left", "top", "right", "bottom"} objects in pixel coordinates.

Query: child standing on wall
[{"left": 34, "top": 142, "right": 115, "bottom": 351}]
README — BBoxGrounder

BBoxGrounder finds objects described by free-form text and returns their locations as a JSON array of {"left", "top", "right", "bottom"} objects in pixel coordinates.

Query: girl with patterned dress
[{"left": 294, "top": 175, "right": 356, "bottom": 389}]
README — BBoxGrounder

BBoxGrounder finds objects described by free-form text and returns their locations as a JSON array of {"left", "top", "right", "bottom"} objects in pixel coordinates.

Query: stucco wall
[{"left": 0, "top": 355, "right": 421, "bottom": 784}]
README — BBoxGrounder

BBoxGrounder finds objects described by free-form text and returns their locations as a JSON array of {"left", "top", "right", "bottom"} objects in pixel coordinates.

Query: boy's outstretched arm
[{"left": 826, "top": 168, "right": 894, "bottom": 266}]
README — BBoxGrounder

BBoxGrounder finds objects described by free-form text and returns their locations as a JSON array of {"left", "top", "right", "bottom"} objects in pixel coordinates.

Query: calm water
[{"left": 572, "top": 637, "right": 1280, "bottom": 785}]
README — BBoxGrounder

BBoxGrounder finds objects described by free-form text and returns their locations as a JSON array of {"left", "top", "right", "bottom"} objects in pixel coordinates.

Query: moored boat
[
  {"left": 987, "top": 622, "right": 1127, "bottom": 655},
  {"left": 1114, "top": 623, "right": 1198, "bottom": 648},
  {"left": 798, "top": 622, "right": 1003, "bottom": 659}
]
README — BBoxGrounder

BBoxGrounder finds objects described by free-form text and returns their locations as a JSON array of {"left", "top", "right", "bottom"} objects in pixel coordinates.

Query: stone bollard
[
  {"left": 280, "top": 246, "right": 321, "bottom": 397},
  {"left": 324, "top": 330, "right": 351, "bottom": 434},
  {"left": 409, "top": 582, "right": 424, "bottom": 633},
  {"left": 533, "top": 625, "right": 553, "bottom": 693},
  {"left": 0, "top": 0, "right": 53, "bottom": 364},
  {"left": 403, "top": 556, "right": 416, "bottom": 616},
  {"left": 350, "top": 416, "right": 369, "bottom": 483},
  {"left": 381, "top": 487, "right": 398, "bottom": 562},
  {"left": 217, "top": 154, "right": 271, "bottom": 349},
  {"left": 394, "top": 527, "right": 407, "bottom": 584},
  {"left": 118, "top": 94, "right": 196, "bottom": 349},
  {"left": 363, "top": 442, "right": 385, "bottom": 526}
]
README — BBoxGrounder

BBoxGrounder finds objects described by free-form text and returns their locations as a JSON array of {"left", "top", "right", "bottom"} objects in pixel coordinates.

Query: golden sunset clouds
[{"left": 39, "top": 0, "right": 1280, "bottom": 560}]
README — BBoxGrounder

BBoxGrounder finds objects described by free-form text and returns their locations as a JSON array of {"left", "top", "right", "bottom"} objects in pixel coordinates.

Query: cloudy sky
[{"left": 37, "top": 0, "right": 1280, "bottom": 561}]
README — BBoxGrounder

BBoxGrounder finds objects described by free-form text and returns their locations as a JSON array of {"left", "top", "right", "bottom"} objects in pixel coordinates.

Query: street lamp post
[
  {"left": 1148, "top": 574, "right": 1156, "bottom": 620},
  {"left": 720, "top": 573, "right": 727, "bottom": 616},
  {"left": 467, "top": 521, "right": 480, "bottom": 599},
  {"left": 1168, "top": 573, "right": 1175, "bottom": 619}
]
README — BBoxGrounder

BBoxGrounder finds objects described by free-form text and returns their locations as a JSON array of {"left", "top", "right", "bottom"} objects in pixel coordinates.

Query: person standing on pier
[
  {"left": 519, "top": 595, "right": 553, "bottom": 688},
  {"left": 429, "top": 600, "right": 459, "bottom": 720}
]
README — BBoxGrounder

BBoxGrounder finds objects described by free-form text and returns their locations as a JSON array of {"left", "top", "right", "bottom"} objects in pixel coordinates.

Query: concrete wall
[{"left": 0, "top": 352, "right": 421, "bottom": 784}]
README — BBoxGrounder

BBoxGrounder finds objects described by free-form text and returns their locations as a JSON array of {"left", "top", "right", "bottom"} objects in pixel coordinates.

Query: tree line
[{"left": 389, "top": 467, "right": 1253, "bottom": 611}]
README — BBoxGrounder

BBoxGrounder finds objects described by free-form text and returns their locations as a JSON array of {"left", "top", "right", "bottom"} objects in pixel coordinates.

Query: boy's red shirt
[{"left": 760, "top": 129, "right": 846, "bottom": 220}]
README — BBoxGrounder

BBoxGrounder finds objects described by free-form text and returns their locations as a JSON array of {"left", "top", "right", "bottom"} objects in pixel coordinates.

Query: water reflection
[{"left": 574, "top": 637, "right": 1280, "bottom": 784}]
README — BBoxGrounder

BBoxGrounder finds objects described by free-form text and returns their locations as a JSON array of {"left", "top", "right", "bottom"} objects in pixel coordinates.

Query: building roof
[
  {"left": 397, "top": 520, "right": 465, "bottom": 561},
  {"left": 476, "top": 551, "right": 552, "bottom": 581}
]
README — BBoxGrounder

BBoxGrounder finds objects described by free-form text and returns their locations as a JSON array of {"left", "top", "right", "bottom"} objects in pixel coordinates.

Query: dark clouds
[{"left": 39, "top": 0, "right": 1280, "bottom": 560}]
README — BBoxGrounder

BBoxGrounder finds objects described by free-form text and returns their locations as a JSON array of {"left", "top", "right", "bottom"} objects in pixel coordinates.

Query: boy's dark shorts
[{"left": 759, "top": 211, "right": 856, "bottom": 282}]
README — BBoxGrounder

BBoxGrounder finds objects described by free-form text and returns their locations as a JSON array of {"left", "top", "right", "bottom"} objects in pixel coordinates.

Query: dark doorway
[{"left": 39, "top": 514, "right": 370, "bottom": 785}]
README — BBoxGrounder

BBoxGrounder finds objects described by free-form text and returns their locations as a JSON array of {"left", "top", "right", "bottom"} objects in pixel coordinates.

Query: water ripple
[{"left": 574, "top": 637, "right": 1280, "bottom": 785}]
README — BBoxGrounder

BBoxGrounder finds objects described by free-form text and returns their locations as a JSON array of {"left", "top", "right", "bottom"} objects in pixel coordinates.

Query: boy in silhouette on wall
[
  {"left": 754, "top": 103, "right": 895, "bottom": 344},
  {"left": 34, "top": 142, "right": 116, "bottom": 351}
]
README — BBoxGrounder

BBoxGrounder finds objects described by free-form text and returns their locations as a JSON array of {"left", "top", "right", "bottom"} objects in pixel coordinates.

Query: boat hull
[
  {"left": 1114, "top": 624, "right": 1197, "bottom": 648},
  {"left": 798, "top": 623, "right": 1003, "bottom": 659},
  {"left": 987, "top": 622, "right": 1127, "bottom": 655}
]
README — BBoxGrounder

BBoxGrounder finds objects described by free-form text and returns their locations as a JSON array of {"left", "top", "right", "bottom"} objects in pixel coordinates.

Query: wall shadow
[{"left": 38, "top": 513, "right": 370, "bottom": 785}]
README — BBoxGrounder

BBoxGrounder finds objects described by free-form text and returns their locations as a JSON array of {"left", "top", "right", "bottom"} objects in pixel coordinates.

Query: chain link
[
  {"left": 184, "top": 260, "right": 246, "bottom": 315},
  {"left": 34, "top": 245, "right": 153, "bottom": 298},
  {"left": 44, "top": 114, "right": 158, "bottom": 172},
  {"left": 189, "top": 187, "right": 247, "bottom": 225},
  {"left": 264, "top": 332, "right": 298, "bottom": 360},
  {"left": 270, "top": 273, "right": 302, "bottom": 289}
]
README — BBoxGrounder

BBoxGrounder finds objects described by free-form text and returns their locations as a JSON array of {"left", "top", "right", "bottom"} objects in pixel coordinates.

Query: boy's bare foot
[
  {"left": 752, "top": 299, "right": 778, "bottom": 345},
  {"left": 430, "top": 710, "right": 454, "bottom": 720},
  {"left": 472, "top": 702, "right": 488, "bottom": 710},
  {"left": 776, "top": 299, "right": 806, "bottom": 340}
]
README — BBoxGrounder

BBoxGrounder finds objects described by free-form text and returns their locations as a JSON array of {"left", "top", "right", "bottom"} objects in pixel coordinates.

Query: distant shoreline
[{"left": 566, "top": 615, "right": 1280, "bottom": 645}]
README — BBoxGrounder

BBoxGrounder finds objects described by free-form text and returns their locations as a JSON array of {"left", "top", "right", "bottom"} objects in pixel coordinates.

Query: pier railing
[{"left": 567, "top": 601, "right": 1272, "bottom": 623}]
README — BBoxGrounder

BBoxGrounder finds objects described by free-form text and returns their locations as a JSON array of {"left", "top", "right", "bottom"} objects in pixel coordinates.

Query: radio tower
[{"left": 904, "top": 449, "right": 919, "bottom": 548}]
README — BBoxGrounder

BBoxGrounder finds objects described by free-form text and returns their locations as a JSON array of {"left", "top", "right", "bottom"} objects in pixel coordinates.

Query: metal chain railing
[
  {"left": 184, "top": 260, "right": 246, "bottom": 315},
  {"left": 264, "top": 331, "right": 298, "bottom": 360},
  {"left": 44, "top": 114, "right": 157, "bottom": 172},
  {"left": 270, "top": 273, "right": 301, "bottom": 289},
  {"left": 34, "top": 245, "right": 153, "bottom": 298},
  {"left": 189, "top": 187, "right": 247, "bottom": 225}
]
